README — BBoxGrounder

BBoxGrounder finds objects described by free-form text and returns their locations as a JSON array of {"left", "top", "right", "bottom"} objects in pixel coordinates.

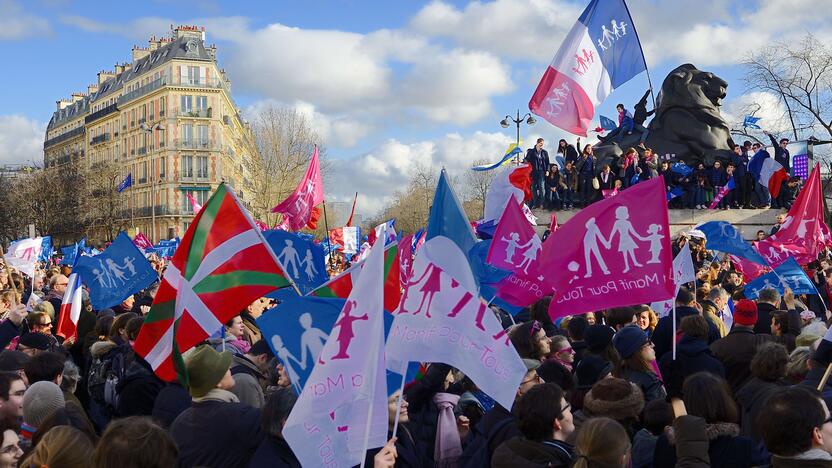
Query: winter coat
[
  {"left": 491, "top": 437, "right": 574, "bottom": 468},
  {"left": 710, "top": 327, "right": 774, "bottom": 394},
  {"left": 403, "top": 363, "right": 451, "bottom": 466},
  {"left": 618, "top": 368, "right": 666, "bottom": 402},
  {"left": 240, "top": 312, "right": 262, "bottom": 345},
  {"left": 673, "top": 416, "right": 711, "bottom": 468},
  {"left": 477, "top": 404, "right": 521, "bottom": 465},
  {"left": 576, "top": 155, "right": 595, "bottom": 176},
  {"left": 562, "top": 167, "right": 578, "bottom": 191},
  {"left": 755, "top": 302, "right": 778, "bottom": 335},
  {"left": 116, "top": 354, "right": 165, "bottom": 418},
  {"left": 653, "top": 421, "right": 768, "bottom": 468},
  {"left": 230, "top": 354, "right": 266, "bottom": 409},
  {"left": 700, "top": 300, "right": 729, "bottom": 337},
  {"left": 152, "top": 383, "right": 192, "bottom": 428},
  {"left": 248, "top": 436, "right": 300, "bottom": 468},
  {"left": 653, "top": 306, "right": 720, "bottom": 361},
  {"left": 525, "top": 148, "right": 550, "bottom": 175},
  {"left": 0, "top": 319, "right": 21, "bottom": 350},
  {"left": 631, "top": 429, "right": 659, "bottom": 468},
  {"left": 170, "top": 398, "right": 263, "bottom": 468},
  {"left": 659, "top": 335, "right": 726, "bottom": 398},
  {"left": 363, "top": 426, "right": 423, "bottom": 468},
  {"left": 736, "top": 377, "right": 789, "bottom": 440}
]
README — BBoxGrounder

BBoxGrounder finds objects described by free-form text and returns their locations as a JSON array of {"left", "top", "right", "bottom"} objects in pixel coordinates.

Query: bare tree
[{"left": 743, "top": 34, "right": 832, "bottom": 143}]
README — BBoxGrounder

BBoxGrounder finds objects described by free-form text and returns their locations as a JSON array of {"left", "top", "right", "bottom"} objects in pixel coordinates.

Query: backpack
[
  {"left": 87, "top": 347, "right": 128, "bottom": 410},
  {"left": 458, "top": 416, "right": 514, "bottom": 468}
]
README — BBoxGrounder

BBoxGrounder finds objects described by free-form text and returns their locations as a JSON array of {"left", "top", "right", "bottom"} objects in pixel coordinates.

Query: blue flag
[
  {"left": 467, "top": 240, "right": 523, "bottom": 315},
  {"left": 698, "top": 221, "right": 769, "bottom": 265},
  {"left": 117, "top": 173, "right": 133, "bottom": 193},
  {"left": 671, "top": 163, "right": 693, "bottom": 177},
  {"left": 666, "top": 186, "right": 685, "bottom": 201},
  {"left": 73, "top": 232, "right": 157, "bottom": 310},
  {"left": 743, "top": 115, "right": 762, "bottom": 129},
  {"left": 263, "top": 230, "right": 327, "bottom": 295},
  {"left": 599, "top": 115, "right": 617, "bottom": 131},
  {"left": 744, "top": 257, "right": 818, "bottom": 300},
  {"left": 39, "top": 236, "right": 53, "bottom": 263},
  {"left": 579, "top": 0, "right": 647, "bottom": 88},
  {"left": 257, "top": 296, "right": 419, "bottom": 396},
  {"left": 426, "top": 169, "right": 477, "bottom": 256},
  {"left": 60, "top": 243, "right": 79, "bottom": 266}
]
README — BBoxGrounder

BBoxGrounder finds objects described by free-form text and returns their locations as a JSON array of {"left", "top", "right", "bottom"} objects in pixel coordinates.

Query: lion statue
[
  {"left": 644, "top": 63, "right": 736, "bottom": 166},
  {"left": 590, "top": 63, "right": 736, "bottom": 169}
]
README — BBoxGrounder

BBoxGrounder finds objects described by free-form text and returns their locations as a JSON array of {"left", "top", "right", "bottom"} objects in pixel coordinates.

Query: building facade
[{"left": 44, "top": 25, "right": 259, "bottom": 243}]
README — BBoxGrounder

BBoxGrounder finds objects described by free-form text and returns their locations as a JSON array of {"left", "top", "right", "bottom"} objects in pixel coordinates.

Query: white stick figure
[
  {"left": 517, "top": 236, "right": 543, "bottom": 275},
  {"left": 298, "top": 312, "right": 328, "bottom": 368},
  {"left": 600, "top": 25, "right": 615, "bottom": 48},
  {"left": 583, "top": 218, "right": 612, "bottom": 277},
  {"left": 500, "top": 232, "right": 522, "bottom": 265},
  {"left": 611, "top": 19, "right": 623, "bottom": 39},
  {"left": 644, "top": 224, "right": 665, "bottom": 264},
  {"left": 105, "top": 258, "right": 128, "bottom": 284},
  {"left": 271, "top": 334, "right": 305, "bottom": 386},
  {"left": 92, "top": 267, "right": 111, "bottom": 288},
  {"left": 278, "top": 240, "right": 301, "bottom": 278},
  {"left": 608, "top": 206, "right": 649, "bottom": 273},
  {"left": 122, "top": 256, "right": 137, "bottom": 276}
]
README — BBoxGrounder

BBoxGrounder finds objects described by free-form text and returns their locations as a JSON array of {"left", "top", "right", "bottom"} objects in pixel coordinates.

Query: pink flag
[
  {"left": 487, "top": 199, "right": 539, "bottom": 274},
  {"left": 549, "top": 212, "right": 559, "bottom": 233},
  {"left": 133, "top": 232, "right": 153, "bottom": 250},
  {"left": 729, "top": 254, "right": 769, "bottom": 282},
  {"left": 540, "top": 177, "right": 675, "bottom": 319},
  {"left": 186, "top": 193, "right": 203, "bottom": 213},
  {"left": 253, "top": 220, "right": 269, "bottom": 231},
  {"left": 398, "top": 234, "right": 414, "bottom": 288},
  {"left": 284, "top": 226, "right": 389, "bottom": 467},
  {"left": 757, "top": 164, "right": 830, "bottom": 265},
  {"left": 270, "top": 146, "right": 325, "bottom": 231},
  {"left": 386, "top": 237, "right": 526, "bottom": 409}
]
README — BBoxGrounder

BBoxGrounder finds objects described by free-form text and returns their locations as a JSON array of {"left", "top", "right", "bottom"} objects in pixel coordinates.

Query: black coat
[
  {"left": 659, "top": 335, "right": 726, "bottom": 398},
  {"left": 116, "top": 355, "right": 165, "bottom": 418},
  {"left": 652, "top": 423, "right": 768, "bottom": 468},
  {"left": 736, "top": 377, "right": 789, "bottom": 441},
  {"left": 0, "top": 319, "right": 21, "bottom": 350},
  {"left": 171, "top": 399, "right": 263, "bottom": 468},
  {"left": 653, "top": 306, "right": 720, "bottom": 361},
  {"left": 362, "top": 426, "right": 422, "bottom": 468},
  {"left": 403, "top": 363, "right": 451, "bottom": 466},
  {"left": 597, "top": 171, "right": 617, "bottom": 190},
  {"left": 249, "top": 436, "right": 300, "bottom": 468},
  {"left": 754, "top": 303, "right": 778, "bottom": 335},
  {"left": 152, "top": 383, "right": 192, "bottom": 428},
  {"left": 492, "top": 437, "right": 574, "bottom": 468},
  {"left": 710, "top": 328, "right": 773, "bottom": 394},
  {"left": 478, "top": 404, "right": 521, "bottom": 465},
  {"left": 525, "top": 148, "right": 550, "bottom": 175}
]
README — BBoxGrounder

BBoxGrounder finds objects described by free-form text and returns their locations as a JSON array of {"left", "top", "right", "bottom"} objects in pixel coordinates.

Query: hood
[
  {"left": 493, "top": 437, "right": 572, "bottom": 467},
  {"left": 666, "top": 422, "right": 739, "bottom": 445},
  {"left": 90, "top": 340, "right": 118, "bottom": 358},
  {"left": 677, "top": 336, "right": 710, "bottom": 355}
]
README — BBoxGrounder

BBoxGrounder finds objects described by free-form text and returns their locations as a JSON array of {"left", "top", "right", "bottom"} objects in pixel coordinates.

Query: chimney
[
  {"left": 71, "top": 92, "right": 85, "bottom": 103},
  {"left": 132, "top": 46, "right": 150, "bottom": 62},
  {"left": 173, "top": 25, "right": 204, "bottom": 41},
  {"left": 98, "top": 70, "right": 115, "bottom": 85},
  {"left": 87, "top": 84, "right": 99, "bottom": 95},
  {"left": 56, "top": 99, "right": 72, "bottom": 111}
]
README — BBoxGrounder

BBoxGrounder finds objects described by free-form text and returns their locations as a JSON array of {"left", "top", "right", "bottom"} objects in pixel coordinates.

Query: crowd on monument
[{"left": 0, "top": 227, "right": 832, "bottom": 467}]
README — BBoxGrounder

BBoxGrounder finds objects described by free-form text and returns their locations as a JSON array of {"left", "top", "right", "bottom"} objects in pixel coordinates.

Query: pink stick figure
[{"left": 330, "top": 300, "right": 367, "bottom": 360}]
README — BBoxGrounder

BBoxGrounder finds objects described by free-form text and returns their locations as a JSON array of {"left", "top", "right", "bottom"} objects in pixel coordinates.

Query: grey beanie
[{"left": 23, "top": 381, "right": 65, "bottom": 427}]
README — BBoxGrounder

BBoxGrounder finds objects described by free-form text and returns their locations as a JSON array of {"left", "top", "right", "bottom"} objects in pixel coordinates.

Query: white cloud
[
  {"left": 722, "top": 91, "right": 794, "bottom": 136},
  {"left": 0, "top": 0, "right": 50, "bottom": 40},
  {"left": 0, "top": 115, "right": 46, "bottom": 165}
]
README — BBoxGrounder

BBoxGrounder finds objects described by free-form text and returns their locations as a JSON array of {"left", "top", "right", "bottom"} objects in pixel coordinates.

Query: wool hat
[
  {"left": 186, "top": 345, "right": 232, "bottom": 398},
  {"left": 0, "top": 350, "right": 30, "bottom": 372},
  {"left": 584, "top": 325, "right": 615, "bottom": 353},
  {"left": 522, "top": 358, "right": 541, "bottom": 372},
  {"left": 23, "top": 381, "right": 65, "bottom": 427},
  {"left": 613, "top": 325, "right": 649, "bottom": 359},
  {"left": 733, "top": 300, "right": 758, "bottom": 327},
  {"left": 583, "top": 377, "right": 645, "bottom": 421},
  {"left": 18, "top": 333, "right": 51, "bottom": 351},
  {"left": 575, "top": 355, "right": 614, "bottom": 388}
]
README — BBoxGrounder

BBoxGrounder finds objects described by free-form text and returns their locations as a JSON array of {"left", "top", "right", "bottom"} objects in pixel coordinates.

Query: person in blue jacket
[{"left": 598, "top": 104, "right": 634, "bottom": 144}]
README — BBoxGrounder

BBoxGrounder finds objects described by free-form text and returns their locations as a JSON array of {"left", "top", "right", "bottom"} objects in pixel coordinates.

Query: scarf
[
  {"left": 433, "top": 393, "right": 461, "bottom": 467},
  {"left": 193, "top": 388, "right": 240, "bottom": 403}
]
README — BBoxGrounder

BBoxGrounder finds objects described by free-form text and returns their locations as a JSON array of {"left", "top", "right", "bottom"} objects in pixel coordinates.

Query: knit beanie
[
  {"left": 613, "top": 325, "right": 649, "bottom": 359},
  {"left": 584, "top": 325, "right": 615, "bottom": 353},
  {"left": 23, "top": 381, "right": 65, "bottom": 427},
  {"left": 522, "top": 358, "right": 541, "bottom": 372},
  {"left": 583, "top": 377, "right": 645, "bottom": 421},
  {"left": 186, "top": 345, "right": 232, "bottom": 398},
  {"left": 733, "top": 300, "right": 758, "bottom": 327}
]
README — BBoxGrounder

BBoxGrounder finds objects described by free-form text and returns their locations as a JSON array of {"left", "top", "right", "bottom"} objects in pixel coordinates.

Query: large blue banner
[
  {"left": 744, "top": 256, "right": 819, "bottom": 299},
  {"left": 39, "top": 236, "right": 53, "bottom": 263},
  {"left": 698, "top": 221, "right": 769, "bottom": 265},
  {"left": 257, "top": 295, "right": 417, "bottom": 396},
  {"left": 264, "top": 230, "right": 327, "bottom": 295},
  {"left": 74, "top": 232, "right": 158, "bottom": 310}
]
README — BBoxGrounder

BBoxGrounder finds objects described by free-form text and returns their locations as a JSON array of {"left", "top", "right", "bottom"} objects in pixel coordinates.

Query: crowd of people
[
  {"left": 524, "top": 125, "right": 801, "bottom": 212},
  {"left": 1, "top": 227, "right": 832, "bottom": 467}
]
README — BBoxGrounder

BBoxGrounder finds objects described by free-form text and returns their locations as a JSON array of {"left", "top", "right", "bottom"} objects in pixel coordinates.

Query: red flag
[
  {"left": 549, "top": 212, "right": 558, "bottom": 233},
  {"left": 271, "top": 146, "right": 325, "bottom": 231},
  {"left": 346, "top": 192, "right": 358, "bottom": 227}
]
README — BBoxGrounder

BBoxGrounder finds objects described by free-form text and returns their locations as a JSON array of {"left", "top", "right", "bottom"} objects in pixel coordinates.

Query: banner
[
  {"left": 744, "top": 256, "right": 819, "bottom": 300},
  {"left": 697, "top": 221, "right": 768, "bottom": 265},
  {"left": 264, "top": 230, "right": 328, "bottom": 295},
  {"left": 650, "top": 242, "right": 697, "bottom": 317},
  {"left": 73, "top": 232, "right": 158, "bottom": 310},
  {"left": 5, "top": 237, "right": 43, "bottom": 278},
  {"left": 39, "top": 236, "right": 53, "bottom": 263},
  {"left": 487, "top": 199, "right": 541, "bottom": 275},
  {"left": 271, "top": 146, "right": 325, "bottom": 231}
]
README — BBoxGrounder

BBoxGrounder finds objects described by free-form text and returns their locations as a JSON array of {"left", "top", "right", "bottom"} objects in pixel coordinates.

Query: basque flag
[
  {"left": 530, "top": 0, "right": 647, "bottom": 136},
  {"left": 117, "top": 173, "right": 132, "bottom": 193},
  {"left": 56, "top": 273, "right": 83, "bottom": 339}
]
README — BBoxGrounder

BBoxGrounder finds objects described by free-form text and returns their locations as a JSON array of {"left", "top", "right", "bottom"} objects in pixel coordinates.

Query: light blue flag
[
  {"left": 263, "top": 229, "right": 327, "bottom": 295},
  {"left": 697, "top": 221, "right": 769, "bottom": 265},
  {"left": 599, "top": 115, "right": 617, "bottom": 131},
  {"left": 257, "top": 295, "right": 419, "bottom": 396},
  {"left": 744, "top": 256, "right": 818, "bottom": 299},
  {"left": 743, "top": 116, "right": 762, "bottom": 129},
  {"left": 39, "top": 236, "right": 53, "bottom": 263},
  {"left": 426, "top": 169, "right": 477, "bottom": 256},
  {"left": 73, "top": 232, "right": 157, "bottom": 310}
]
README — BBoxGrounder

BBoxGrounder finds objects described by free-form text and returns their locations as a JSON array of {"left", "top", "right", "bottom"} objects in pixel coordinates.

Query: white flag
[
  {"left": 283, "top": 226, "right": 388, "bottom": 467},
  {"left": 5, "top": 237, "right": 43, "bottom": 279},
  {"left": 343, "top": 226, "right": 359, "bottom": 254},
  {"left": 386, "top": 236, "right": 526, "bottom": 409},
  {"left": 650, "top": 242, "right": 696, "bottom": 317}
]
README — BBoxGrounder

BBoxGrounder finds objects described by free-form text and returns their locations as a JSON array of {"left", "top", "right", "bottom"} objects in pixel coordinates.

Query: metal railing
[
  {"left": 90, "top": 133, "right": 111, "bottom": 145},
  {"left": 44, "top": 126, "right": 85, "bottom": 148},
  {"left": 177, "top": 108, "right": 212, "bottom": 118},
  {"left": 137, "top": 147, "right": 147, "bottom": 155},
  {"left": 118, "top": 76, "right": 167, "bottom": 105},
  {"left": 177, "top": 140, "right": 214, "bottom": 150},
  {"left": 84, "top": 104, "right": 119, "bottom": 124}
]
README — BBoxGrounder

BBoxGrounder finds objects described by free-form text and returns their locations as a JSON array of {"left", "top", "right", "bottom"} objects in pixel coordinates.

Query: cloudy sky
[{"left": 1, "top": 0, "right": 831, "bottom": 215}]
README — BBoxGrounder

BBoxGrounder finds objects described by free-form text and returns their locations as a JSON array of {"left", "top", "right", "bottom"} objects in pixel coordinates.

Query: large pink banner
[{"left": 540, "top": 178, "right": 675, "bottom": 318}]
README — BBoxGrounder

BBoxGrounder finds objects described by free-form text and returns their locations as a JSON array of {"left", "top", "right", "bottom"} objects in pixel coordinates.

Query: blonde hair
[
  {"left": 34, "top": 300, "right": 55, "bottom": 320},
  {"left": 20, "top": 426, "right": 94, "bottom": 468},
  {"left": 573, "top": 417, "right": 630, "bottom": 468}
]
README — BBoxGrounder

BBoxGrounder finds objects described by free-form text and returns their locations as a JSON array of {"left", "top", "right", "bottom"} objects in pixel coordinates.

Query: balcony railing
[
  {"left": 177, "top": 140, "right": 214, "bottom": 150},
  {"left": 118, "top": 76, "right": 167, "bottom": 105},
  {"left": 138, "top": 117, "right": 147, "bottom": 126},
  {"left": 173, "top": 76, "right": 227, "bottom": 91},
  {"left": 90, "top": 133, "right": 111, "bottom": 146},
  {"left": 84, "top": 103, "right": 119, "bottom": 124},
  {"left": 44, "top": 126, "right": 85, "bottom": 148},
  {"left": 178, "top": 108, "right": 212, "bottom": 118},
  {"left": 137, "top": 147, "right": 147, "bottom": 155}
]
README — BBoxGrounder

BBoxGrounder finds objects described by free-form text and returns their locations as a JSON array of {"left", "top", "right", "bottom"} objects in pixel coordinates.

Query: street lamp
[
  {"left": 140, "top": 122, "right": 165, "bottom": 243},
  {"left": 500, "top": 110, "right": 536, "bottom": 161}
]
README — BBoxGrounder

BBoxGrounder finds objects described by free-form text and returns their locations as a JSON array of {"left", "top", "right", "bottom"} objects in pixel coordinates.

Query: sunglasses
[
  {"left": 521, "top": 372, "right": 542, "bottom": 386},
  {"left": 557, "top": 346, "right": 574, "bottom": 354}
]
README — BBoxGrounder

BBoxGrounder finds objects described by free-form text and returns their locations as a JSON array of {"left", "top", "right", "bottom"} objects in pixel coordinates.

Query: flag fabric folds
[
  {"left": 471, "top": 147, "right": 523, "bottom": 171},
  {"left": 483, "top": 164, "right": 532, "bottom": 223},
  {"left": 5, "top": 237, "right": 43, "bottom": 278},
  {"left": 541, "top": 177, "right": 675, "bottom": 318},
  {"left": 427, "top": 170, "right": 478, "bottom": 256},
  {"left": 650, "top": 242, "right": 696, "bottom": 317},
  {"left": 263, "top": 230, "right": 328, "bottom": 295},
  {"left": 117, "top": 173, "right": 133, "bottom": 193},
  {"left": 56, "top": 273, "right": 83, "bottom": 339},
  {"left": 743, "top": 257, "right": 818, "bottom": 299},
  {"left": 133, "top": 232, "right": 153, "bottom": 250},
  {"left": 487, "top": 199, "right": 541, "bottom": 275},
  {"left": 748, "top": 149, "right": 788, "bottom": 198},
  {"left": 73, "top": 232, "right": 158, "bottom": 310},
  {"left": 742, "top": 115, "right": 762, "bottom": 129},
  {"left": 284, "top": 226, "right": 389, "bottom": 468},
  {"left": 697, "top": 221, "right": 769, "bottom": 265},
  {"left": 708, "top": 177, "right": 735, "bottom": 209},
  {"left": 271, "top": 145, "right": 325, "bottom": 231},
  {"left": 529, "top": 0, "right": 647, "bottom": 135},
  {"left": 134, "top": 183, "right": 294, "bottom": 383}
]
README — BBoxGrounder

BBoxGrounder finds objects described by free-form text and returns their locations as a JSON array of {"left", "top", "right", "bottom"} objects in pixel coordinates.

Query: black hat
[
  {"left": 584, "top": 325, "right": 615, "bottom": 353},
  {"left": 18, "top": 333, "right": 51, "bottom": 351}
]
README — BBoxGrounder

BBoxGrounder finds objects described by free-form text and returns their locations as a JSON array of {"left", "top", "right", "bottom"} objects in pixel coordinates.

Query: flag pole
[
  {"left": 671, "top": 302, "right": 677, "bottom": 360},
  {"left": 322, "top": 200, "right": 335, "bottom": 272},
  {"left": 621, "top": 0, "right": 657, "bottom": 108},
  {"left": 819, "top": 362, "right": 832, "bottom": 391},
  {"left": 391, "top": 361, "right": 408, "bottom": 437}
]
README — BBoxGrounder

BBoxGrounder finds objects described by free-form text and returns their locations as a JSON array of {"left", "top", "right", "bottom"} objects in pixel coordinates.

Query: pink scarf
[{"left": 433, "top": 393, "right": 462, "bottom": 467}]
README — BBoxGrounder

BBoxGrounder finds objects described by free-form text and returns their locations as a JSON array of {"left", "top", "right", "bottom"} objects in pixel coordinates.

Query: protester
[
  {"left": 612, "top": 325, "right": 666, "bottom": 402},
  {"left": 653, "top": 288, "right": 719, "bottom": 360},
  {"left": 0, "top": 373, "right": 24, "bottom": 429},
  {"left": 710, "top": 299, "right": 773, "bottom": 393},
  {"left": 759, "top": 387, "right": 832, "bottom": 467},
  {"left": 0, "top": 422, "right": 22, "bottom": 468},
  {"left": 631, "top": 399, "right": 674, "bottom": 468},
  {"left": 510, "top": 320, "right": 551, "bottom": 362},
  {"left": 572, "top": 417, "right": 631, "bottom": 468},
  {"left": 20, "top": 425, "right": 94, "bottom": 468},
  {"left": 241, "top": 297, "right": 271, "bottom": 345},
  {"left": 93, "top": 416, "right": 178, "bottom": 468},
  {"left": 230, "top": 339, "right": 275, "bottom": 408},
  {"left": 659, "top": 315, "right": 725, "bottom": 398},
  {"left": 20, "top": 381, "right": 65, "bottom": 451},
  {"left": 215, "top": 315, "right": 252, "bottom": 355},
  {"left": 737, "top": 342, "right": 790, "bottom": 440},
  {"left": 576, "top": 377, "right": 645, "bottom": 439}
]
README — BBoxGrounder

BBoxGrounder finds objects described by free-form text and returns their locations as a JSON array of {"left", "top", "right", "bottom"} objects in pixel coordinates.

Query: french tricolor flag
[
  {"left": 56, "top": 273, "right": 83, "bottom": 340},
  {"left": 530, "top": 0, "right": 647, "bottom": 136}
]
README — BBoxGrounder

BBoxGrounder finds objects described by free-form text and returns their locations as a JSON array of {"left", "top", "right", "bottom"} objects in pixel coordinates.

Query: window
[
  {"left": 196, "top": 96, "right": 208, "bottom": 110},
  {"left": 197, "top": 156, "right": 208, "bottom": 178},
  {"left": 160, "top": 97, "right": 166, "bottom": 116},
  {"left": 140, "top": 161, "right": 148, "bottom": 183},
  {"left": 181, "top": 124, "right": 193, "bottom": 145},
  {"left": 197, "top": 125, "right": 208, "bottom": 146},
  {"left": 182, "top": 155, "right": 193, "bottom": 178},
  {"left": 187, "top": 66, "right": 200, "bottom": 85},
  {"left": 159, "top": 157, "right": 166, "bottom": 179},
  {"left": 182, "top": 190, "right": 208, "bottom": 214},
  {"left": 180, "top": 95, "right": 193, "bottom": 113}
]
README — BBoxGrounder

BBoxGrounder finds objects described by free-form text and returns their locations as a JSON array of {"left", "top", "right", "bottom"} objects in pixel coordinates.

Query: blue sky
[{"left": 1, "top": 0, "right": 828, "bottom": 213}]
